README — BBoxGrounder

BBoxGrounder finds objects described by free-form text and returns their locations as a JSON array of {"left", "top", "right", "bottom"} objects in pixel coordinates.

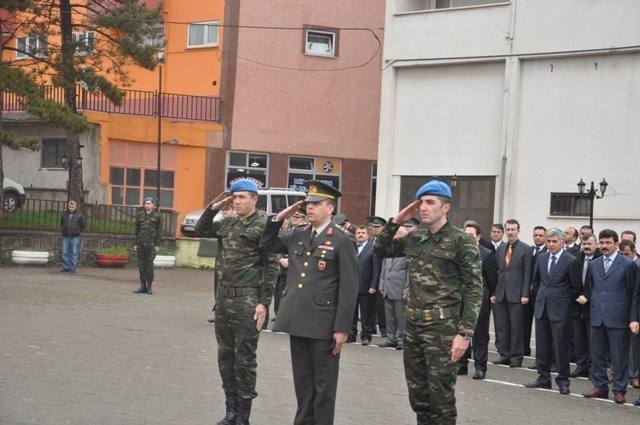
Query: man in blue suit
[
  {"left": 579, "top": 229, "right": 637, "bottom": 404},
  {"left": 525, "top": 228, "right": 581, "bottom": 394}
]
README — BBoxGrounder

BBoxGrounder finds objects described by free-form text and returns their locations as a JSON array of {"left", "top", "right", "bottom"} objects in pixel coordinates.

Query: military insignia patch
[{"left": 317, "top": 260, "right": 327, "bottom": 271}]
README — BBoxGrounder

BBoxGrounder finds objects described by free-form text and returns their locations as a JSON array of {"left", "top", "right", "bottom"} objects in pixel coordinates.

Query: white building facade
[{"left": 377, "top": 0, "right": 640, "bottom": 237}]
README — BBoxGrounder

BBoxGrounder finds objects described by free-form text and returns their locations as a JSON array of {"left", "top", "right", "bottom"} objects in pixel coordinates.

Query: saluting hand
[
  {"left": 274, "top": 200, "right": 305, "bottom": 222},
  {"left": 211, "top": 195, "right": 233, "bottom": 211},
  {"left": 393, "top": 200, "right": 420, "bottom": 224}
]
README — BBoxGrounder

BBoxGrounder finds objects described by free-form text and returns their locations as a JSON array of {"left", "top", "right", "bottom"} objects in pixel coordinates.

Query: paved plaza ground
[{"left": 1, "top": 265, "right": 639, "bottom": 424}]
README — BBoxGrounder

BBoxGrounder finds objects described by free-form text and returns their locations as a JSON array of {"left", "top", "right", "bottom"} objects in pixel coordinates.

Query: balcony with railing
[{"left": 1, "top": 85, "right": 222, "bottom": 122}]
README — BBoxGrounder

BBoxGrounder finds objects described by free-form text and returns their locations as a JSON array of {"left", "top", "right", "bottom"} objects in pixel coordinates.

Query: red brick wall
[
  {"left": 205, "top": 147, "right": 226, "bottom": 202},
  {"left": 340, "top": 159, "right": 373, "bottom": 225}
]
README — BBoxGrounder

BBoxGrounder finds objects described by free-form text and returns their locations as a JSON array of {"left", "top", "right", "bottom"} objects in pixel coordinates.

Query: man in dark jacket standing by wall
[
  {"left": 133, "top": 196, "right": 162, "bottom": 295},
  {"left": 60, "top": 200, "right": 85, "bottom": 273}
]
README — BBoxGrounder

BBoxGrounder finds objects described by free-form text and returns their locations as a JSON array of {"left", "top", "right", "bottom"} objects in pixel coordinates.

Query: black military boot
[
  {"left": 133, "top": 281, "right": 146, "bottom": 294},
  {"left": 146, "top": 281, "right": 153, "bottom": 295},
  {"left": 216, "top": 399, "right": 237, "bottom": 425},
  {"left": 235, "top": 398, "right": 252, "bottom": 425}
]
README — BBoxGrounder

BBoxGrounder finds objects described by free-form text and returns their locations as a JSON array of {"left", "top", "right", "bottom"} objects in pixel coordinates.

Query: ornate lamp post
[{"left": 577, "top": 178, "right": 608, "bottom": 229}]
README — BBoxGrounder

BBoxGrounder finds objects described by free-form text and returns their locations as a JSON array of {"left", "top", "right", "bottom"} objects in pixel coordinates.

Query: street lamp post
[{"left": 577, "top": 178, "right": 608, "bottom": 230}]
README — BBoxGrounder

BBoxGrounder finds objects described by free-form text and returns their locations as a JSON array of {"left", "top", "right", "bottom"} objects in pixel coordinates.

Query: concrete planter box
[
  {"left": 95, "top": 252, "right": 129, "bottom": 268},
  {"left": 153, "top": 255, "right": 176, "bottom": 268},
  {"left": 11, "top": 250, "right": 49, "bottom": 266}
]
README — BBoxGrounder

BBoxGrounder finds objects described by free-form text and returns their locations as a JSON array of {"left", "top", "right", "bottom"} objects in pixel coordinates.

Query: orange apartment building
[{"left": 1, "top": 0, "right": 224, "bottom": 229}]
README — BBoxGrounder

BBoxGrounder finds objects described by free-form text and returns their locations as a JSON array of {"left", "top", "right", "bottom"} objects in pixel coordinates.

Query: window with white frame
[
  {"left": 287, "top": 156, "right": 341, "bottom": 193},
  {"left": 72, "top": 31, "right": 96, "bottom": 55},
  {"left": 16, "top": 35, "right": 48, "bottom": 59},
  {"left": 188, "top": 22, "right": 218, "bottom": 48},
  {"left": 304, "top": 29, "right": 336, "bottom": 57},
  {"left": 226, "top": 151, "right": 268, "bottom": 188}
]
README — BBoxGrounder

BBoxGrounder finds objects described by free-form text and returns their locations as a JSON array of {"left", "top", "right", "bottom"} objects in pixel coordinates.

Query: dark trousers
[
  {"left": 571, "top": 312, "right": 591, "bottom": 370},
  {"left": 375, "top": 291, "right": 386, "bottom": 333},
  {"left": 630, "top": 333, "right": 640, "bottom": 379},
  {"left": 535, "top": 308, "right": 571, "bottom": 385},
  {"left": 493, "top": 301, "right": 524, "bottom": 363},
  {"left": 137, "top": 243, "right": 156, "bottom": 284},
  {"left": 290, "top": 336, "right": 340, "bottom": 425},
  {"left": 470, "top": 296, "right": 492, "bottom": 369},
  {"left": 590, "top": 325, "right": 631, "bottom": 392},
  {"left": 274, "top": 274, "right": 287, "bottom": 315},
  {"left": 351, "top": 294, "right": 375, "bottom": 340},
  {"left": 522, "top": 294, "right": 535, "bottom": 356}
]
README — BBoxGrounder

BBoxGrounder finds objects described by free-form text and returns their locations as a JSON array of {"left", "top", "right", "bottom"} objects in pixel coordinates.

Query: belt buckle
[{"left": 424, "top": 310, "right": 432, "bottom": 321}]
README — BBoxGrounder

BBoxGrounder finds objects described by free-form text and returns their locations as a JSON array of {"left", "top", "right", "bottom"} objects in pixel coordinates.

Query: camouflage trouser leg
[
  {"left": 404, "top": 319, "right": 458, "bottom": 425},
  {"left": 214, "top": 294, "right": 260, "bottom": 400},
  {"left": 137, "top": 243, "right": 156, "bottom": 283}
]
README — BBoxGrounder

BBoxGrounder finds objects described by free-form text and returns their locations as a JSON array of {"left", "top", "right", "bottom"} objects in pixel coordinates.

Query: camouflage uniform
[
  {"left": 375, "top": 220, "right": 482, "bottom": 425},
  {"left": 196, "top": 208, "right": 278, "bottom": 402},
  {"left": 135, "top": 210, "right": 162, "bottom": 290}
]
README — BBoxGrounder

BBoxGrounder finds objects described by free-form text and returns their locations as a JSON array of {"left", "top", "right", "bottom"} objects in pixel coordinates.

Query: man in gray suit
[
  {"left": 378, "top": 220, "right": 415, "bottom": 349},
  {"left": 491, "top": 219, "right": 533, "bottom": 367}
]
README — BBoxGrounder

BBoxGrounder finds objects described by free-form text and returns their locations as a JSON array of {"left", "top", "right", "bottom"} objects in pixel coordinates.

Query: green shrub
[{"left": 97, "top": 246, "right": 129, "bottom": 255}]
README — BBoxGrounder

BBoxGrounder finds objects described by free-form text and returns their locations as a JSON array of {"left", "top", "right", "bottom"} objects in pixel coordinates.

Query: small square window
[
  {"left": 305, "top": 30, "right": 336, "bottom": 57},
  {"left": 188, "top": 22, "right": 218, "bottom": 48},
  {"left": 41, "top": 139, "right": 68, "bottom": 168},
  {"left": 16, "top": 35, "right": 48, "bottom": 59}
]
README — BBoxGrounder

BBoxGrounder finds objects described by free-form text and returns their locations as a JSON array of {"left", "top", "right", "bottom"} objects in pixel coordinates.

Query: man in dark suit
[
  {"left": 261, "top": 180, "right": 358, "bottom": 425},
  {"left": 491, "top": 219, "right": 533, "bottom": 367},
  {"left": 570, "top": 234, "right": 601, "bottom": 378},
  {"left": 367, "top": 216, "right": 387, "bottom": 338},
  {"left": 524, "top": 225, "right": 547, "bottom": 363},
  {"left": 456, "top": 221, "right": 496, "bottom": 379},
  {"left": 350, "top": 225, "right": 380, "bottom": 345},
  {"left": 525, "top": 228, "right": 581, "bottom": 394},
  {"left": 631, "top": 268, "right": 640, "bottom": 406},
  {"left": 564, "top": 227, "right": 581, "bottom": 257},
  {"left": 580, "top": 229, "right": 637, "bottom": 404}
]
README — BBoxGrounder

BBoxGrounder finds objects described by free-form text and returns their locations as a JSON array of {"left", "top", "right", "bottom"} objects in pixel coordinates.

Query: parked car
[
  {"left": 3, "top": 177, "right": 27, "bottom": 212},
  {"left": 180, "top": 187, "right": 306, "bottom": 236}
]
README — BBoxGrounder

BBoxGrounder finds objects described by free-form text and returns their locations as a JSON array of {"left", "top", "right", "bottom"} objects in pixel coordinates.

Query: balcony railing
[
  {"left": 1, "top": 85, "right": 222, "bottom": 122},
  {"left": 0, "top": 198, "right": 178, "bottom": 237}
]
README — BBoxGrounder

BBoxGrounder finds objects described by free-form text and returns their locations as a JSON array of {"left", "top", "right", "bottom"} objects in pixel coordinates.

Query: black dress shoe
[
  {"left": 473, "top": 369, "right": 486, "bottom": 380},
  {"left": 509, "top": 361, "right": 523, "bottom": 368},
  {"left": 395, "top": 344, "right": 404, "bottom": 351},
  {"left": 379, "top": 341, "right": 397, "bottom": 348},
  {"left": 457, "top": 365, "right": 468, "bottom": 376},
  {"left": 492, "top": 357, "right": 510, "bottom": 365},
  {"left": 633, "top": 399, "right": 640, "bottom": 407},
  {"left": 380, "top": 330, "right": 387, "bottom": 338},
  {"left": 524, "top": 379, "right": 552, "bottom": 389},
  {"left": 559, "top": 385, "right": 571, "bottom": 395},
  {"left": 570, "top": 368, "right": 590, "bottom": 378},
  {"left": 347, "top": 335, "right": 357, "bottom": 343},
  {"left": 361, "top": 338, "right": 371, "bottom": 346}
]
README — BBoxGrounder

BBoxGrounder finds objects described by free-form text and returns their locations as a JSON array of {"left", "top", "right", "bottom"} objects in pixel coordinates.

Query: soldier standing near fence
[
  {"left": 196, "top": 178, "right": 278, "bottom": 425},
  {"left": 133, "top": 196, "right": 162, "bottom": 295},
  {"left": 374, "top": 180, "right": 482, "bottom": 425}
]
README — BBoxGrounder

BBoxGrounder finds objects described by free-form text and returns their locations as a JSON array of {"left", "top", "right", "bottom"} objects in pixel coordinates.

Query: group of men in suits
[{"left": 476, "top": 221, "right": 640, "bottom": 405}]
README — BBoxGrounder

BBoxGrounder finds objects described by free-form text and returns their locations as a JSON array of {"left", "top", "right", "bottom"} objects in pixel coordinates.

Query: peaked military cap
[
  {"left": 367, "top": 216, "right": 387, "bottom": 227},
  {"left": 416, "top": 180, "right": 452, "bottom": 200},
  {"left": 305, "top": 180, "right": 341, "bottom": 203},
  {"left": 292, "top": 206, "right": 306, "bottom": 219},
  {"left": 229, "top": 178, "right": 259, "bottom": 194},
  {"left": 333, "top": 213, "right": 348, "bottom": 226},
  {"left": 403, "top": 217, "right": 420, "bottom": 227}
]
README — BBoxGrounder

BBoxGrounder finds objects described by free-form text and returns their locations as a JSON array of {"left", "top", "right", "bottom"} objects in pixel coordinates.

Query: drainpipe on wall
[{"left": 498, "top": 153, "right": 507, "bottom": 223}]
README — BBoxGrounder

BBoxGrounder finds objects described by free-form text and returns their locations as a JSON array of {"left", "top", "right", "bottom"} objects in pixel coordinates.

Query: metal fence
[
  {"left": 0, "top": 198, "right": 178, "bottom": 237},
  {"left": 2, "top": 85, "right": 222, "bottom": 122}
]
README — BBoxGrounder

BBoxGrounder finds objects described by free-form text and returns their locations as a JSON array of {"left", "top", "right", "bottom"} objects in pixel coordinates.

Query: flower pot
[
  {"left": 153, "top": 255, "right": 176, "bottom": 268},
  {"left": 95, "top": 252, "right": 129, "bottom": 268},
  {"left": 11, "top": 250, "right": 49, "bottom": 266}
]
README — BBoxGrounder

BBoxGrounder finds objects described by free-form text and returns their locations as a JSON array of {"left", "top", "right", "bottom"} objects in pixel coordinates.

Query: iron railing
[
  {"left": 0, "top": 198, "right": 178, "bottom": 237},
  {"left": 1, "top": 85, "right": 222, "bottom": 122}
]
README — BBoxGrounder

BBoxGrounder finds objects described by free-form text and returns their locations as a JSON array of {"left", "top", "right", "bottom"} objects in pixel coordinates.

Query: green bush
[{"left": 97, "top": 246, "right": 129, "bottom": 255}]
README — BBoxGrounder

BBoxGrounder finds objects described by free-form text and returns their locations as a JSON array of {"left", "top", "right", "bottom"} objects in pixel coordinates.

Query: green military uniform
[
  {"left": 375, "top": 220, "right": 482, "bottom": 425},
  {"left": 196, "top": 207, "right": 278, "bottom": 406},
  {"left": 134, "top": 209, "right": 162, "bottom": 294},
  {"left": 261, "top": 180, "right": 358, "bottom": 425}
]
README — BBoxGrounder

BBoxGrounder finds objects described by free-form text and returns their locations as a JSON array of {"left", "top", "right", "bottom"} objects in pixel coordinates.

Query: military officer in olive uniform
[
  {"left": 375, "top": 180, "right": 482, "bottom": 425},
  {"left": 196, "top": 179, "right": 279, "bottom": 425},
  {"left": 133, "top": 196, "right": 162, "bottom": 295},
  {"left": 261, "top": 180, "right": 358, "bottom": 425}
]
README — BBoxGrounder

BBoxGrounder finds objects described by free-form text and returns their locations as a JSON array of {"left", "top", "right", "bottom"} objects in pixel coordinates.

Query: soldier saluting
[
  {"left": 196, "top": 179, "right": 278, "bottom": 425},
  {"left": 374, "top": 180, "right": 482, "bottom": 425},
  {"left": 260, "top": 180, "right": 358, "bottom": 425}
]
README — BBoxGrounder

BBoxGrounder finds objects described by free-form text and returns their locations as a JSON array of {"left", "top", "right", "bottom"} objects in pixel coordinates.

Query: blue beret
[
  {"left": 416, "top": 180, "right": 452, "bottom": 200},
  {"left": 143, "top": 196, "right": 155, "bottom": 203},
  {"left": 229, "top": 179, "right": 259, "bottom": 194}
]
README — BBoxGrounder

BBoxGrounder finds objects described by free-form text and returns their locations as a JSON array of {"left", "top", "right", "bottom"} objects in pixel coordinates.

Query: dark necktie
[
  {"left": 310, "top": 230, "right": 317, "bottom": 246},
  {"left": 549, "top": 255, "right": 557, "bottom": 273},
  {"left": 582, "top": 256, "right": 592, "bottom": 282}
]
